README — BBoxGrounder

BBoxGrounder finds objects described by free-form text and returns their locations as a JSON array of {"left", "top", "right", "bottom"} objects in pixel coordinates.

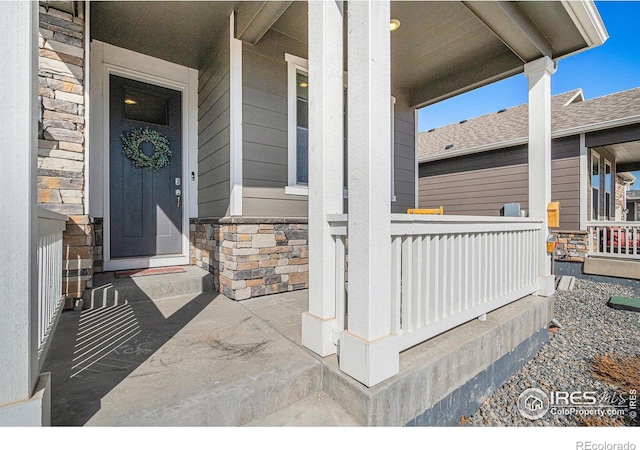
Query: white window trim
[
  {"left": 391, "top": 96, "right": 396, "bottom": 203},
  {"left": 285, "top": 53, "right": 308, "bottom": 195},
  {"left": 591, "top": 150, "right": 601, "bottom": 220},
  {"left": 284, "top": 53, "right": 396, "bottom": 201}
]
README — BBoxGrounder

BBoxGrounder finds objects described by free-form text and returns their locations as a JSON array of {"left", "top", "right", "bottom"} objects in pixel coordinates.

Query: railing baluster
[
  {"left": 412, "top": 235, "right": 422, "bottom": 328},
  {"left": 421, "top": 236, "right": 429, "bottom": 327},
  {"left": 463, "top": 233, "right": 469, "bottom": 311},
  {"left": 492, "top": 232, "right": 498, "bottom": 301},
  {"left": 442, "top": 235, "right": 449, "bottom": 318},
  {"left": 335, "top": 235, "right": 347, "bottom": 334},
  {"left": 434, "top": 235, "right": 440, "bottom": 322},
  {"left": 482, "top": 232, "right": 488, "bottom": 305},
  {"left": 390, "top": 236, "right": 401, "bottom": 334},
  {"left": 401, "top": 236, "right": 412, "bottom": 332},
  {"left": 473, "top": 233, "right": 480, "bottom": 309},
  {"left": 425, "top": 236, "right": 431, "bottom": 323},
  {"left": 626, "top": 226, "right": 631, "bottom": 257}
]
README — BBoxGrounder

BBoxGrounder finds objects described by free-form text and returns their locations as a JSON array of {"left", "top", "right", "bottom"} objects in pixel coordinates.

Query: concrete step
[
  {"left": 82, "top": 265, "right": 214, "bottom": 309},
  {"left": 244, "top": 392, "right": 362, "bottom": 426}
]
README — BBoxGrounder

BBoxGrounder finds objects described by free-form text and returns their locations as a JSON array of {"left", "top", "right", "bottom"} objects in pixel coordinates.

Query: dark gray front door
[{"left": 109, "top": 74, "right": 182, "bottom": 259}]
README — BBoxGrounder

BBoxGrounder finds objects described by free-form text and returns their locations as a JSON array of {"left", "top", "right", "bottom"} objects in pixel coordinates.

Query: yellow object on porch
[
  {"left": 547, "top": 201, "right": 560, "bottom": 228},
  {"left": 407, "top": 206, "right": 444, "bottom": 215}
]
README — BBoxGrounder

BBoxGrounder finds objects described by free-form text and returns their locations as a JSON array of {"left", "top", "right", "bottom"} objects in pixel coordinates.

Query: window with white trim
[
  {"left": 285, "top": 54, "right": 310, "bottom": 196},
  {"left": 604, "top": 160, "right": 612, "bottom": 220},
  {"left": 285, "top": 53, "right": 396, "bottom": 200},
  {"left": 591, "top": 150, "right": 600, "bottom": 220}
]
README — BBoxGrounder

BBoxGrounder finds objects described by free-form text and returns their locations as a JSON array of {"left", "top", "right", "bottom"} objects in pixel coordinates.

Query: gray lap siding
[{"left": 418, "top": 136, "right": 581, "bottom": 230}]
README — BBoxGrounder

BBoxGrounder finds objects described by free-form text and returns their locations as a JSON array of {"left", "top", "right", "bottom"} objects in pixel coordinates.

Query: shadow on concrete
[{"left": 42, "top": 282, "right": 217, "bottom": 426}]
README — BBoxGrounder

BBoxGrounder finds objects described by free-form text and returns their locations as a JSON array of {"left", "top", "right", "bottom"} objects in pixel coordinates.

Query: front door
[{"left": 109, "top": 74, "right": 182, "bottom": 259}]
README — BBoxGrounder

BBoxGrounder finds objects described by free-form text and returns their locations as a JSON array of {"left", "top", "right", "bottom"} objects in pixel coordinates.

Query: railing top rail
[
  {"left": 587, "top": 221, "right": 640, "bottom": 227},
  {"left": 37, "top": 207, "right": 68, "bottom": 236},
  {"left": 38, "top": 206, "right": 68, "bottom": 222},
  {"left": 390, "top": 213, "right": 543, "bottom": 225},
  {"left": 328, "top": 213, "right": 544, "bottom": 225},
  {"left": 328, "top": 213, "right": 543, "bottom": 236}
]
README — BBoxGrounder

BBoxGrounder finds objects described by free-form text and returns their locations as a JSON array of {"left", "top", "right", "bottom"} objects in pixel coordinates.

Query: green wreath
[{"left": 121, "top": 127, "right": 172, "bottom": 171}]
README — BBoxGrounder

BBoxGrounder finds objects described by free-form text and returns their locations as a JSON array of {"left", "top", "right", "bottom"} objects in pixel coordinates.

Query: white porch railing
[
  {"left": 37, "top": 207, "right": 67, "bottom": 366},
  {"left": 587, "top": 221, "right": 640, "bottom": 260},
  {"left": 329, "top": 214, "right": 542, "bottom": 352}
]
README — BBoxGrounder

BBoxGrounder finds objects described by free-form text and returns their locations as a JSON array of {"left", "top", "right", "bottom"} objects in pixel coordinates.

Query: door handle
[{"left": 176, "top": 189, "right": 181, "bottom": 208}]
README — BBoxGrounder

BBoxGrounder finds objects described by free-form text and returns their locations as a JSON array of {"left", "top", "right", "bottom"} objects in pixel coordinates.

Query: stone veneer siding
[
  {"left": 553, "top": 230, "right": 589, "bottom": 262},
  {"left": 615, "top": 174, "right": 627, "bottom": 221},
  {"left": 190, "top": 218, "right": 309, "bottom": 300},
  {"left": 37, "top": 2, "right": 92, "bottom": 304}
]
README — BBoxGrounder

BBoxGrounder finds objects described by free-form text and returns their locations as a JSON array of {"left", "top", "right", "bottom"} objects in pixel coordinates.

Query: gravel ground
[{"left": 466, "top": 279, "right": 640, "bottom": 426}]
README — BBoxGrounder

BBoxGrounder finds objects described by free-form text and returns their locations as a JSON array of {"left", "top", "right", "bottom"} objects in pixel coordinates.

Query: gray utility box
[{"left": 501, "top": 203, "right": 521, "bottom": 217}]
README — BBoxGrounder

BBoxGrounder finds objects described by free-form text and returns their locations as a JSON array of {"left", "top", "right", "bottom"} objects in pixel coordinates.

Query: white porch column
[
  {"left": 301, "top": 1, "right": 344, "bottom": 356},
  {"left": 579, "top": 134, "right": 588, "bottom": 231},
  {"left": 340, "top": 0, "right": 398, "bottom": 387},
  {"left": 0, "top": 1, "right": 49, "bottom": 426},
  {"left": 525, "top": 56, "right": 557, "bottom": 297}
]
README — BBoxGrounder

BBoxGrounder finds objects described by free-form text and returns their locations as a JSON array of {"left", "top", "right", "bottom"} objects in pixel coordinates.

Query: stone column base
[{"left": 190, "top": 217, "right": 309, "bottom": 301}]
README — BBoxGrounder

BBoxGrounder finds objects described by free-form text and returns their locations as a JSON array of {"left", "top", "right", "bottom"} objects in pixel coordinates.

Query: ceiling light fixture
[{"left": 390, "top": 19, "right": 401, "bottom": 31}]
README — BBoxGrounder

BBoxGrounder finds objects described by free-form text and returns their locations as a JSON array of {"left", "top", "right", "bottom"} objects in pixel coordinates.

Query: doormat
[
  {"left": 115, "top": 267, "right": 187, "bottom": 278},
  {"left": 607, "top": 296, "right": 640, "bottom": 312}
]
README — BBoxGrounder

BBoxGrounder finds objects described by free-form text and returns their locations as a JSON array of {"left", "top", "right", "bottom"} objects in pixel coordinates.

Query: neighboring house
[
  {"left": 419, "top": 87, "right": 640, "bottom": 276},
  {"left": 0, "top": 0, "right": 607, "bottom": 426},
  {"left": 626, "top": 189, "right": 640, "bottom": 221}
]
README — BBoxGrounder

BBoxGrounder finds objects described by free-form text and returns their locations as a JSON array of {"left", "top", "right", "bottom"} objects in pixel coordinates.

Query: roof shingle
[{"left": 419, "top": 87, "right": 640, "bottom": 161}]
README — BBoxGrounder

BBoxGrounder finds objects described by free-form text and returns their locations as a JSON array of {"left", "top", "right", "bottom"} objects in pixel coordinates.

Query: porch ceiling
[
  {"left": 90, "top": 1, "right": 240, "bottom": 69},
  {"left": 596, "top": 142, "right": 640, "bottom": 170},
  {"left": 270, "top": 1, "right": 605, "bottom": 108},
  {"left": 91, "top": 1, "right": 606, "bottom": 107}
]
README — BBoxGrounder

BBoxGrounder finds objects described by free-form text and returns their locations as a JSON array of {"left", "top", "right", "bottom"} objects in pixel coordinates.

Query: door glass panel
[{"left": 124, "top": 88, "right": 169, "bottom": 125}]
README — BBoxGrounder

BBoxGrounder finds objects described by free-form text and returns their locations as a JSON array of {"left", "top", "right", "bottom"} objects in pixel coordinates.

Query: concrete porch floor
[
  {"left": 43, "top": 278, "right": 358, "bottom": 426},
  {"left": 42, "top": 268, "right": 552, "bottom": 426}
]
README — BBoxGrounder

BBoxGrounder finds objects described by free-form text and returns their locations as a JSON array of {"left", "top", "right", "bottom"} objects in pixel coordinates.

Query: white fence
[
  {"left": 329, "top": 214, "right": 542, "bottom": 352},
  {"left": 587, "top": 221, "right": 640, "bottom": 260},
  {"left": 37, "top": 207, "right": 67, "bottom": 365}
]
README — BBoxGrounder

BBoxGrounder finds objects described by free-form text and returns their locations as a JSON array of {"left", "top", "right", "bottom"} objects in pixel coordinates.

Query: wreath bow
[{"left": 121, "top": 127, "right": 172, "bottom": 171}]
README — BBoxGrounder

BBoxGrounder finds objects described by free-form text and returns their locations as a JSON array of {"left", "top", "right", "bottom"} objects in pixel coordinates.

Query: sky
[{"left": 418, "top": 1, "right": 640, "bottom": 131}]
